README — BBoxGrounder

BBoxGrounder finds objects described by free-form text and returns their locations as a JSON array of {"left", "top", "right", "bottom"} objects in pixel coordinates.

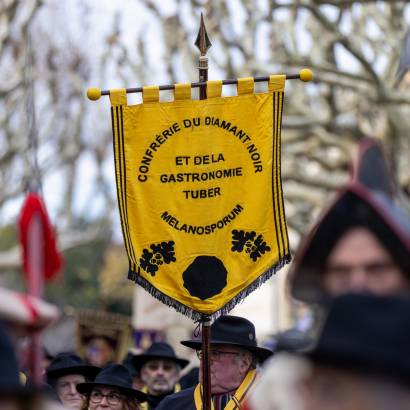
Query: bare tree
[
  {"left": 1, "top": 0, "right": 409, "bottom": 289},
  {"left": 100, "top": 0, "right": 410, "bottom": 247},
  {"left": 0, "top": 1, "right": 114, "bottom": 272}
]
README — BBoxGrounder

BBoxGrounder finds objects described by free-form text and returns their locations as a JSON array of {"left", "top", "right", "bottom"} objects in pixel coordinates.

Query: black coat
[
  {"left": 156, "top": 387, "right": 196, "bottom": 410},
  {"left": 145, "top": 390, "right": 178, "bottom": 409}
]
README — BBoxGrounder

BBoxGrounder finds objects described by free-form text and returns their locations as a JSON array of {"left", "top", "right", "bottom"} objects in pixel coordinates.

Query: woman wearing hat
[
  {"left": 46, "top": 353, "right": 100, "bottom": 409},
  {"left": 77, "top": 363, "right": 147, "bottom": 410}
]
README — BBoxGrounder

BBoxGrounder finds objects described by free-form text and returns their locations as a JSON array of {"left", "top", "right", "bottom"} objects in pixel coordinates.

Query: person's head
[
  {"left": 181, "top": 315, "right": 272, "bottom": 394},
  {"left": 199, "top": 345, "right": 255, "bottom": 394},
  {"left": 46, "top": 353, "right": 100, "bottom": 409},
  {"left": 55, "top": 374, "right": 86, "bottom": 409},
  {"left": 77, "top": 364, "right": 146, "bottom": 410},
  {"left": 133, "top": 342, "right": 188, "bottom": 396},
  {"left": 83, "top": 385, "right": 140, "bottom": 410},
  {"left": 121, "top": 352, "right": 143, "bottom": 391},
  {"left": 140, "top": 359, "right": 179, "bottom": 395},
  {"left": 323, "top": 226, "right": 407, "bottom": 297},
  {"left": 85, "top": 336, "right": 116, "bottom": 368},
  {"left": 249, "top": 294, "right": 410, "bottom": 410},
  {"left": 289, "top": 138, "right": 410, "bottom": 304}
]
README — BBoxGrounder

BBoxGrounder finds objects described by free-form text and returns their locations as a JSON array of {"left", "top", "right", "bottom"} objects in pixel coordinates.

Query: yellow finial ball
[
  {"left": 87, "top": 87, "right": 102, "bottom": 101},
  {"left": 299, "top": 68, "right": 313, "bottom": 82}
]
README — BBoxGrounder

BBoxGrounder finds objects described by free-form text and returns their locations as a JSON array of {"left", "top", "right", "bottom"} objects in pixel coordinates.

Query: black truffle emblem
[{"left": 183, "top": 256, "right": 227, "bottom": 300}]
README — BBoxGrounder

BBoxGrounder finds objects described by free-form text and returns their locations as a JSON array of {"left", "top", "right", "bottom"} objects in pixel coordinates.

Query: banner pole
[
  {"left": 201, "top": 316, "right": 212, "bottom": 410},
  {"left": 27, "top": 211, "right": 44, "bottom": 384},
  {"left": 24, "top": 34, "right": 44, "bottom": 385},
  {"left": 195, "top": 13, "right": 213, "bottom": 410}
]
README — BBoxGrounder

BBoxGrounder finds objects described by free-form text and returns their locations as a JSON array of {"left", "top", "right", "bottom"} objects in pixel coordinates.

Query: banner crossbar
[{"left": 87, "top": 69, "right": 313, "bottom": 101}]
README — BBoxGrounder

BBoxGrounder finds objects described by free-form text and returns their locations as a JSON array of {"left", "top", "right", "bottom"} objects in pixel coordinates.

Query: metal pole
[{"left": 195, "top": 13, "right": 212, "bottom": 410}]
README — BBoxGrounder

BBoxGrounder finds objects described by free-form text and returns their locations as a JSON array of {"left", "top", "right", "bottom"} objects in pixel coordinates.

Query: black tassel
[{"left": 128, "top": 254, "right": 291, "bottom": 321}]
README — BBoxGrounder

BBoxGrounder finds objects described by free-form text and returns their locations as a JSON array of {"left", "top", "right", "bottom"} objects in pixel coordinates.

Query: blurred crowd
[{"left": 1, "top": 136, "right": 410, "bottom": 410}]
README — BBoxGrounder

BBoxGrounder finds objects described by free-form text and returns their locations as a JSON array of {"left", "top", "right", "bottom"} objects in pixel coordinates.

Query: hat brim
[
  {"left": 76, "top": 382, "right": 147, "bottom": 403},
  {"left": 180, "top": 340, "right": 273, "bottom": 363},
  {"left": 304, "top": 345, "right": 410, "bottom": 382},
  {"left": 47, "top": 365, "right": 100, "bottom": 381},
  {"left": 133, "top": 354, "right": 189, "bottom": 371}
]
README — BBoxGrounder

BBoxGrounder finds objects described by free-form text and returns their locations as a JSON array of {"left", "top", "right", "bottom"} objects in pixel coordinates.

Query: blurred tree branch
[{"left": 0, "top": 0, "right": 410, "bottom": 279}]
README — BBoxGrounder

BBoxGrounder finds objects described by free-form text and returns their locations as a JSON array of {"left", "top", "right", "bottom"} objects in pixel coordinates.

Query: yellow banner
[{"left": 110, "top": 77, "right": 290, "bottom": 319}]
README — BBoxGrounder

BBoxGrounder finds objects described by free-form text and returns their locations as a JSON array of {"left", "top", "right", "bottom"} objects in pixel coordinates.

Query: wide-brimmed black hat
[
  {"left": 289, "top": 137, "right": 410, "bottom": 303},
  {"left": 305, "top": 293, "right": 410, "bottom": 381},
  {"left": 46, "top": 353, "right": 100, "bottom": 382},
  {"left": 76, "top": 363, "right": 147, "bottom": 403},
  {"left": 181, "top": 315, "right": 273, "bottom": 363},
  {"left": 133, "top": 342, "right": 189, "bottom": 371}
]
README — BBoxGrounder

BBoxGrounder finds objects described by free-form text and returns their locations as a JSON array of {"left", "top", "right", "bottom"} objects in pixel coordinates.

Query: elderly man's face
[
  {"left": 141, "top": 359, "right": 180, "bottom": 395},
  {"left": 199, "top": 345, "right": 252, "bottom": 394},
  {"left": 323, "top": 227, "right": 407, "bottom": 297},
  {"left": 56, "top": 374, "right": 86, "bottom": 409}
]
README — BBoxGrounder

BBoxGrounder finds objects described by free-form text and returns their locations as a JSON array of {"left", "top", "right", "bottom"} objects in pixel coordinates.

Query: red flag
[{"left": 18, "top": 192, "right": 63, "bottom": 282}]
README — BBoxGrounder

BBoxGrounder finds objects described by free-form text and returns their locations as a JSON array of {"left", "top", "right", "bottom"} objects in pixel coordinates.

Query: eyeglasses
[
  {"left": 90, "top": 390, "right": 123, "bottom": 405},
  {"left": 196, "top": 350, "right": 240, "bottom": 361}
]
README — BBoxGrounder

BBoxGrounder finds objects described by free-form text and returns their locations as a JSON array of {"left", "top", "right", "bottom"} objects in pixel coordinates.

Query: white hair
[{"left": 248, "top": 353, "right": 311, "bottom": 410}]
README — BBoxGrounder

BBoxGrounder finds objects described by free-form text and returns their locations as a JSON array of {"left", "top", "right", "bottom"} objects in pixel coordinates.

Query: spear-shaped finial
[
  {"left": 195, "top": 13, "right": 212, "bottom": 56},
  {"left": 195, "top": 13, "right": 212, "bottom": 100}
]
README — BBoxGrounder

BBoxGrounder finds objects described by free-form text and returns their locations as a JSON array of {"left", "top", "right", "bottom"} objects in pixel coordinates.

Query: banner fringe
[{"left": 128, "top": 254, "right": 291, "bottom": 322}]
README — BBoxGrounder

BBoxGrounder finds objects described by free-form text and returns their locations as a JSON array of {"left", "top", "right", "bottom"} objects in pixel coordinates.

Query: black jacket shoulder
[{"left": 155, "top": 386, "right": 196, "bottom": 410}]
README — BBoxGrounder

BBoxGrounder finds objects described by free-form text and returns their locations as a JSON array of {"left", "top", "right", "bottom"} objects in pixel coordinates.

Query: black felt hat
[
  {"left": 46, "top": 353, "right": 100, "bottom": 382},
  {"left": 181, "top": 315, "right": 273, "bottom": 363},
  {"left": 76, "top": 364, "right": 147, "bottom": 403},
  {"left": 133, "top": 342, "right": 189, "bottom": 371},
  {"left": 122, "top": 352, "right": 139, "bottom": 377},
  {"left": 306, "top": 293, "right": 410, "bottom": 381},
  {"left": 289, "top": 137, "right": 410, "bottom": 303}
]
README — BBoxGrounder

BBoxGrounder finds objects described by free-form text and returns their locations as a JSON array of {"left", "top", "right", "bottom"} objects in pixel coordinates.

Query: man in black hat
[
  {"left": 289, "top": 137, "right": 410, "bottom": 303},
  {"left": 132, "top": 342, "right": 189, "bottom": 409},
  {"left": 156, "top": 315, "right": 272, "bottom": 410},
  {"left": 249, "top": 293, "right": 410, "bottom": 410},
  {"left": 46, "top": 352, "right": 100, "bottom": 409}
]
